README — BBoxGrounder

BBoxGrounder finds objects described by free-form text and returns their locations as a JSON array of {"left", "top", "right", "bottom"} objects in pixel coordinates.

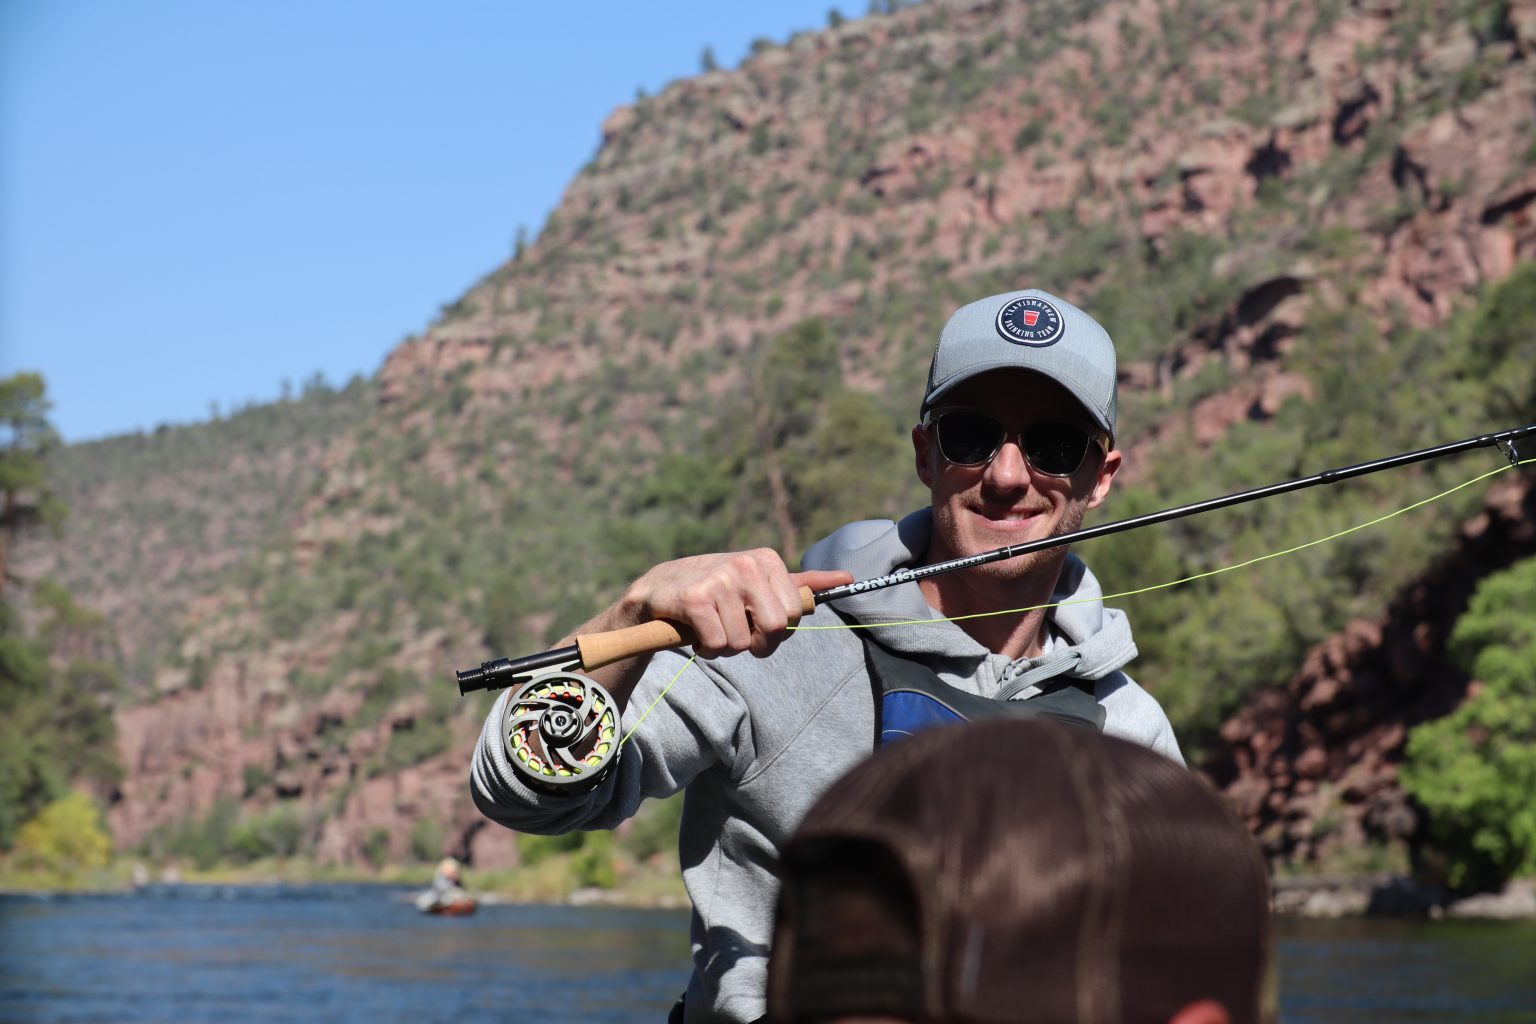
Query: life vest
[{"left": 855, "top": 631, "right": 1106, "bottom": 745}]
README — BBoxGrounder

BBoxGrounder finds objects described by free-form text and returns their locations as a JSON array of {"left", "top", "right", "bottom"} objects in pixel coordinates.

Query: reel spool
[{"left": 501, "top": 671, "right": 620, "bottom": 794}]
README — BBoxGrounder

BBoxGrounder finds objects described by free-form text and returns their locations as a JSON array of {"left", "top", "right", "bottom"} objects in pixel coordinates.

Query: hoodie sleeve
[{"left": 470, "top": 649, "right": 755, "bottom": 835}]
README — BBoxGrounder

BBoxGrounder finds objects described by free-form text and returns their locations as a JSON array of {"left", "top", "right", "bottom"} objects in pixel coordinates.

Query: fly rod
[{"left": 456, "top": 421, "right": 1535, "bottom": 696}]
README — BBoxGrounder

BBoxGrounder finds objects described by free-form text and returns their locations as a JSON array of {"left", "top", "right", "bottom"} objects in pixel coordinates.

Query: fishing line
[
  {"left": 615, "top": 456, "right": 1533, "bottom": 745},
  {"left": 794, "top": 455, "right": 1534, "bottom": 629},
  {"left": 457, "top": 423, "right": 1534, "bottom": 700},
  {"left": 620, "top": 653, "right": 699, "bottom": 747},
  {"left": 459, "top": 426, "right": 1535, "bottom": 796}
]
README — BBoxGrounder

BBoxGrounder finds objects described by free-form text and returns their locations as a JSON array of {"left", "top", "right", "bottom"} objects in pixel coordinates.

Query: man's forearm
[{"left": 557, "top": 599, "right": 656, "bottom": 712}]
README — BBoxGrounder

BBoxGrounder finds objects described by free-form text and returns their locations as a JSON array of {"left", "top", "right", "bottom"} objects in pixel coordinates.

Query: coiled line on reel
[{"left": 501, "top": 671, "right": 619, "bottom": 794}]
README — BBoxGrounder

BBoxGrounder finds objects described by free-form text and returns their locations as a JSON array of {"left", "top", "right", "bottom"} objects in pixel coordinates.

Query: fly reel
[{"left": 502, "top": 671, "right": 620, "bottom": 794}]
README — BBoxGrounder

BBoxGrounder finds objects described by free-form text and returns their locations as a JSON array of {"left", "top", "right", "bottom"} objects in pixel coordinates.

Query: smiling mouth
[{"left": 974, "top": 507, "right": 1044, "bottom": 527}]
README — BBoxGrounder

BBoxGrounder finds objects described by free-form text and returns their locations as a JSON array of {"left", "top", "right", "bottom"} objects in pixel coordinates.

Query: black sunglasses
[{"left": 923, "top": 408, "right": 1109, "bottom": 476}]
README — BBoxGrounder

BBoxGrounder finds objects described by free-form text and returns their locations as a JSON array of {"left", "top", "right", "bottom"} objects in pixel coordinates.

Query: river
[{"left": 1, "top": 884, "right": 1533, "bottom": 1022}]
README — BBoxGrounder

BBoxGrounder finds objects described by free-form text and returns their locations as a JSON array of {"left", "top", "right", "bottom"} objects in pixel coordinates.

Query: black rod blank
[
  {"left": 457, "top": 422, "right": 1536, "bottom": 693},
  {"left": 811, "top": 423, "right": 1535, "bottom": 605}
]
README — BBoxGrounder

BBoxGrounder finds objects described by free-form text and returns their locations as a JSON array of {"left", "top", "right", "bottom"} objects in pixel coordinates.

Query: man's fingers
[
  {"left": 715, "top": 592, "right": 755, "bottom": 656},
  {"left": 625, "top": 552, "right": 858, "bottom": 660},
  {"left": 693, "top": 556, "right": 764, "bottom": 657},
  {"left": 680, "top": 595, "right": 729, "bottom": 655},
  {"left": 791, "top": 569, "right": 856, "bottom": 596},
  {"left": 743, "top": 567, "right": 857, "bottom": 658},
  {"left": 749, "top": 629, "right": 784, "bottom": 659}
]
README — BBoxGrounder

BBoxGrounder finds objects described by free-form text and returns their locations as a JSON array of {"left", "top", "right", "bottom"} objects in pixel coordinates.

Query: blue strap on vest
[{"left": 853, "top": 630, "right": 1106, "bottom": 745}]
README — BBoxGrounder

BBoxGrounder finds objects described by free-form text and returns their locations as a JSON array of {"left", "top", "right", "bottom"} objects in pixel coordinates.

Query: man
[
  {"left": 472, "top": 289, "right": 1183, "bottom": 1023},
  {"left": 416, "top": 855, "right": 474, "bottom": 913},
  {"left": 767, "top": 718, "right": 1273, "bottom": 1024}
]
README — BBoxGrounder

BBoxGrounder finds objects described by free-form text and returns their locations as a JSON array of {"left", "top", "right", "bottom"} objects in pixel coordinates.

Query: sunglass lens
[
  {"left": 936, "top": 411, "right": 1004, "bottom": 465},
  {"left": 1023, "top": 422, "right": 1091, "bottom": 475}
]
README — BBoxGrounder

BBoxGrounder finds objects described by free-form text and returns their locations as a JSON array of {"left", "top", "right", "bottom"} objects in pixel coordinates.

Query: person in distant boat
[
  {"left": 415, "top": 856, "right": 472, "bottom": 914},
  {"left": 431, "top": 856, "right": 462, "bottom": 896},
  {"left": 472, "top": 289, "right": 1184, "bottom": 1023},
  {"left": 766, "top": 717, "right": 1273, "bottom": 1024}
]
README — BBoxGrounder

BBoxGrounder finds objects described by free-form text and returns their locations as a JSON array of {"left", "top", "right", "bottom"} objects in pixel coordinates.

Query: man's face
[{"left": 913, "top": 369, "right": 1120, "bottom": 582}]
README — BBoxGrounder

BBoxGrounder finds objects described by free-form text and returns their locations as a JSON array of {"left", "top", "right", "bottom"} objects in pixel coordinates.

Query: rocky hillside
[
  {"left": 1207, "top": 469, "right": 1536, "bottom": 867},
  {"left": 20, "top": 0, "right": 1536, "bottom": 873},
  {"left": 17, "top": 378, "right": 373, "bottom": 683}
]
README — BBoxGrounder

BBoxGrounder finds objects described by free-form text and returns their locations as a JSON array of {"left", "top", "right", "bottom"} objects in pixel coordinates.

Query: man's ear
[
  {"left": 912, "top": 423, "right": 933, "bottom": 488},
  {"left": 1166, "top": 999, "right": 1231, "bottom": 1024},
  {"left": 1086, "top": 447, "right": 1122, "bottom": 510}
]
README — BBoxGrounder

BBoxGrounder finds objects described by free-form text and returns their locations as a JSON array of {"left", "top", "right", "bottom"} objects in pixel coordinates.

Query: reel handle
[{"left": 575, "top": 586, "right": 816, "bottom": 669}]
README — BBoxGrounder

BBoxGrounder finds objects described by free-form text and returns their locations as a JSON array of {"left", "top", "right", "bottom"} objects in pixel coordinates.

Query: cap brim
[{"left": 923, "top": 364, "right": 1116, "bottom": 444}]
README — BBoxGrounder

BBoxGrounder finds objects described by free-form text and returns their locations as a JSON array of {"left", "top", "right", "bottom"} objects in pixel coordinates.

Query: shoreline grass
[{"left": 0, "top": 851, "right": 690, "bottom": 907}]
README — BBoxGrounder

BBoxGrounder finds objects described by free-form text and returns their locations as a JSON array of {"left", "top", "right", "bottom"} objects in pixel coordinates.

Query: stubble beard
[{"left": 931, "top": 497, "right": 1090, "bottom": 585}]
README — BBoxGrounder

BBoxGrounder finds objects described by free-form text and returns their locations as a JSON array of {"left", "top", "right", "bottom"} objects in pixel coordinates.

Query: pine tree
[{"left": 0, "top": 373, "right": 66, "bottom": 597}]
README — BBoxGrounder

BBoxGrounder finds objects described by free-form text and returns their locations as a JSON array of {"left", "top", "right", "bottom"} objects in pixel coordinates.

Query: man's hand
[
  {"left": 616, "top": 548, "right": 852, "bottom": 659},
  {"left": 552, "top": 549, "right": 851, "bottom": 712}
]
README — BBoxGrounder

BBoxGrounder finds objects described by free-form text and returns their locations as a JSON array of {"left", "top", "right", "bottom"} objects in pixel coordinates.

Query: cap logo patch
[{"left": 996, "top": 296, "right": 1063, "bottom": 346}]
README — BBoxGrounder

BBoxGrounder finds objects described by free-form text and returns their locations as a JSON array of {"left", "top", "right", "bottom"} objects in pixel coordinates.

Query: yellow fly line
[{"left": 620, "top": 457, "right": 1532, "bottom": 747}]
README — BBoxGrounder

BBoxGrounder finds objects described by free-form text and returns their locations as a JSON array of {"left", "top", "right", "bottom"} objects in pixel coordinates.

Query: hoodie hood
[{"left": 801, "top": 509, "right": 1137, "bottom": 685}]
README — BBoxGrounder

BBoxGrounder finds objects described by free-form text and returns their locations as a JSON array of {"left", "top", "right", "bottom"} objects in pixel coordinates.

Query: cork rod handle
[{"left": 575, "top": 586, "right": 817, "bottom": 670}]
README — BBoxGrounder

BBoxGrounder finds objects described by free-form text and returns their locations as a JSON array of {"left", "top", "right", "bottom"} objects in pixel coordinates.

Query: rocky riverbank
[
  {"left": 1274, "top": 874, "right": 1536, "bottom": 920},
  {"left": 8, "top": 856, "right": 1532, "bottom": 922}
]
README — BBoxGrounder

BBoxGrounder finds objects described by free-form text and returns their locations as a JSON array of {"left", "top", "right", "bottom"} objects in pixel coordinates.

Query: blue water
[
  {"left": 2, "top": 885, "right": 1533, "bottom": 1023},
  {"left": 1274, "top": 916, "right": 1536, "bottom": 1022},
  {"left": 0, "top": 884, "right": 691, "bottom": 1023}
]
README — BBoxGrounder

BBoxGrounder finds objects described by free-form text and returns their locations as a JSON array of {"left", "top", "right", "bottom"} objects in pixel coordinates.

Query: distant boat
[{"left": 414, "top": 889, "right": 477, "bottom": 916}]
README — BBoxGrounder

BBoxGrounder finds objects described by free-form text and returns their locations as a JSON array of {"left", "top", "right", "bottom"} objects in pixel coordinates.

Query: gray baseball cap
[{"left": 921, "top": 288, "right": 1118, "bottom": 444}]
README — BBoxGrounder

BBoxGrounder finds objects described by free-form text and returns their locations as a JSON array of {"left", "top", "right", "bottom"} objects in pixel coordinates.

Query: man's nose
[{"left": 983, "top": 437, "right": 1031, "bottom": 488}]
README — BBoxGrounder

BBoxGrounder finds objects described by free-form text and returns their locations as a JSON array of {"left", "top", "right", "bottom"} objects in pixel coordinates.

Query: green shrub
[
  {"left": 571, "top": 830, "right": 617, "bottom": 889},
  {"left": 372, "top": 719, "right": 452, "bottom": 775},
  {"left": 228, "top": 806, "right": 305, "bottom": 862},
  {"left": 408, "top": 817, "right": 444, "bottom": 863},
  {"left": 1013, "top": 118, "right": 1045, "bottom": 152},
  {"left": 242, "top": 763, "right": 270, "bottom": 796},
  {"left": 161, "top": 796, "right": 240, "bottom": 869},
  {"left": 361, "top": 827, "right": 392, "bottom": 869},
  {"left": 1454, "top": 261, "right": 1536, "bottom": 423},
  {"left": 0, "top": 634, "right": 64, "bottom": 849},
  {"left": 1402, "top": 556, "right": 1536, "bottom": 890},
  {"left": 11, "top": 791, "right": 112, "bottom": 875},
  {"left": 622, "top": 792, "right": 685, "bottom": 862},
  {"left": 517, "top": 830, "right": 584, "bottom": 865}
]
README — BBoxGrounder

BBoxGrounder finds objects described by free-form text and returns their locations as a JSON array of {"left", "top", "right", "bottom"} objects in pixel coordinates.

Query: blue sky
[{"left": 1, "top": 1, "right": 853, "bottom": 443}]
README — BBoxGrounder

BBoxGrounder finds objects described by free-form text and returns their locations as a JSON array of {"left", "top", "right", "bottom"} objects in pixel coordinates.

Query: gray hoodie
[{"left": 470, "top": 509, "right": 1183, "bottom": 1024}]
